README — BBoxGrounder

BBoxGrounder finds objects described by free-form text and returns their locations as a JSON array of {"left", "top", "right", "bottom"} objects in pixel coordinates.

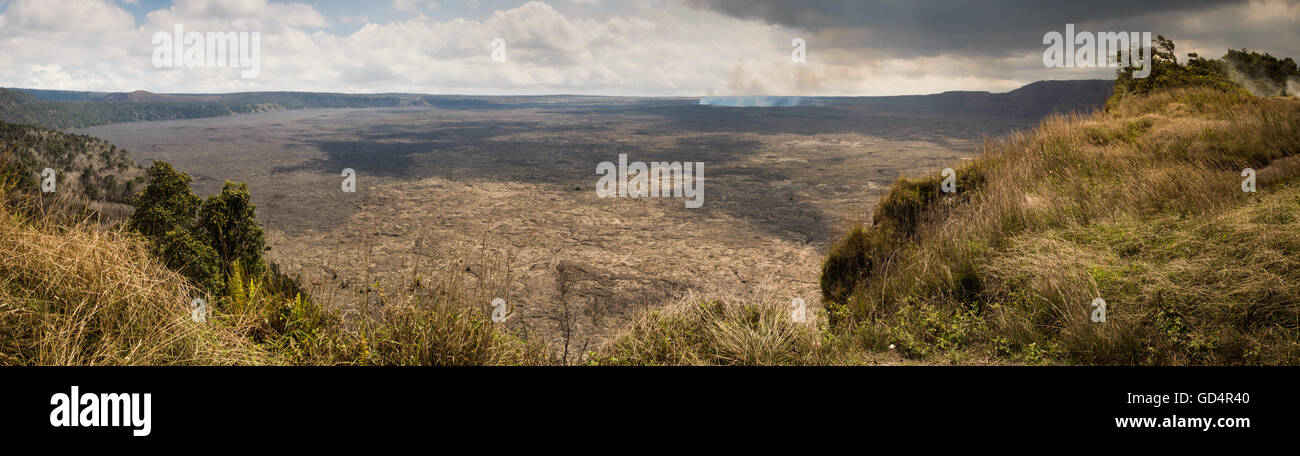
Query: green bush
[
  {"left": 198, "top": 181, "right": 266, "bottom": 277},
  {"left": 128, "top": 161, "right": 223, "bottom": 291},
  {"left": 1110, "top": 36, "right": 1249, "bottom": 108},
  {"left": 128, "top": 162, "right": 266, "bottom": 292},
  {"left": 152, "top": 227, "right": 223, "bottom": 294},
  {"left": 127, "top": 161, "right": 202, "bottom": 239}
]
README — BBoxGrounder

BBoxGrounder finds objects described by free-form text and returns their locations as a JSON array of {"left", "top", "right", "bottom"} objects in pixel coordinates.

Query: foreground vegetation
[
  {"left": 0, "top": 153, "right": 546, "bottom": 365},
  {"left": 807, "top": 48, "right": 1300, "bottom": 365}
]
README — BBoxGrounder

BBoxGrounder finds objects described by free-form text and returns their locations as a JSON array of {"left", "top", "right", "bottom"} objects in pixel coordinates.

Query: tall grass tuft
[{"left": 0, "top": 163, "right": 269, "bottom": 365}]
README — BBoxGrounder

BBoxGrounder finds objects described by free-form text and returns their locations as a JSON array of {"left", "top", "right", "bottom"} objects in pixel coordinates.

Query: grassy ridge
[
  {"left": 593, "top": 88, "right": 1299, "bottom": 366},
  {"left": 0, "top": 207, "right": 549, "bottom": 365},
  {"left": 814, "top": 88, "right": 1300, "bottom": 365}
]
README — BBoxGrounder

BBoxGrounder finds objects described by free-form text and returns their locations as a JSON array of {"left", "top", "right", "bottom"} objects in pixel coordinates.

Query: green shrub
[
  {"left": 129, "top": 163, "right": 267, "bottom": 291},
  {"left": 127, "top": 161, "right": 202, "bottom": 239},
  {"left": 1110, "top": 36, "right": 1250, "bottom": 108},
  {"left": 198, "top": 181, "right": 266, "bottom": 277},
  {"left": 152, "top": 227, "right": 223, "bottom": 294}
]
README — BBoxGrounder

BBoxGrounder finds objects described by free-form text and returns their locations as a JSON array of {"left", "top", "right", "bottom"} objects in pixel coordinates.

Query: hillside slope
[
  {"left": 598, "top": 87, "right": 1300, "bottom": 366},
  {"left": 0, "top": 88, "right": 274, "bottom": 129},
  {"left": 818, "top": 88, "right": 1300, "bottom": 365},
  {"left": 0, "top": 120, "right": 144, "bottom": 203}
]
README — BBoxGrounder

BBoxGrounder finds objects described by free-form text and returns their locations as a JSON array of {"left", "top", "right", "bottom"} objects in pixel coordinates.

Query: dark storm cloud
[{"left": 689, "top": 0, "right": 1249, "bottom": 57}]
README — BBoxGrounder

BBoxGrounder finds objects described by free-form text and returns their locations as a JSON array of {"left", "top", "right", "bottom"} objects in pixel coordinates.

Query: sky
[{"left": 0, "top": 0, "right": 1297, "bottom": 96}]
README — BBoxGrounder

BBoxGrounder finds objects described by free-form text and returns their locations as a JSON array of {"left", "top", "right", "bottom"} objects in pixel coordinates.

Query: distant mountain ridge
[
  {"left": 0, "top": 88, "right": 275, "bottom": 129},
  {"left": 0, "top": 88, "right": 426, "bottom": 129},
  {"left": 0, "top": 80, "right": 1115, "bottom": 131},
  {"left": 698, "top": 80, "right": 1114, "bottom": 116},
  {"left": 862, "top": 80, "right": 1115, "bottom": 117},
  {"left": 99, "top": 90, "right": 222, "bottom": 103}
]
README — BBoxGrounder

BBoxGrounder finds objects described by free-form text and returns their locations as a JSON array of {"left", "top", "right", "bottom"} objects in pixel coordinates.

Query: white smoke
[
  {"left": 1225, "top": 66, "right": 1295, "bottom": 97},
  {"left": 697, "top": 96, "right": 819, "bottom": 107}
]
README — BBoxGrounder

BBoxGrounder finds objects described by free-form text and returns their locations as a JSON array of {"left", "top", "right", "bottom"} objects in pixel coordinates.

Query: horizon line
[{"left": 3, "top": 79, "right": 1116, "bottom": 100}]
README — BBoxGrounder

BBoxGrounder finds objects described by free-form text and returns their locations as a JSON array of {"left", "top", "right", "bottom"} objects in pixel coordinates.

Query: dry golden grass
[
  {"left": 0, "top": 161, "right": 547, "bottom": 365},
  {"left": 592, "top": 288, "right": 887, "bottom": 365},
  {"left": 819, "top": 87, "right": 1300, "bottom": 364},
  {"left": 264, "top": 270, "right": 551, "bottom": 366},
  {"left": 0, "top": 203, "right": 270, "bottom": 365},
  {"left": 0, "top": 203, "right": 549, "bottom": 365}
]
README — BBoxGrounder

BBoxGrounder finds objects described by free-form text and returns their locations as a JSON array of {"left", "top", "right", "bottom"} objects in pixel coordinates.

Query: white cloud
[
  {"left": 145, "top": 0, "right": 329, "bottom": 30},
  {"left": 2, "top": 0, "right": 133, "bottom": 33},
  {"left": 339, "top": 14, "right": 370, "bottom": 25},
  {"left": 393, "top": 0, "right": 439, "bottom": 13},
  {"left": 392, "top": 0, "right": 420, "bottom": 13},
  {"left": 1, "top": 0, "right": 1296, "bottom": 96}
]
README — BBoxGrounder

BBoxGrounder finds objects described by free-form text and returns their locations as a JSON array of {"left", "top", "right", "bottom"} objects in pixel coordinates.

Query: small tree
[
  {"left": 128, "top": 161, "right": 201, "bottom": 238},
  {"left": 128, "top": 161, "right": 223, "bottom": 293},
  {"left": 198, "top": 181, "right": 266, "bottom": 277},
  {"left": 1110, "top": 36, "right": 1242, "bottom": 107}
]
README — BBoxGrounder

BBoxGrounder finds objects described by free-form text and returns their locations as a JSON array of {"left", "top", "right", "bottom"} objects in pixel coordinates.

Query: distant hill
[
  {"left": 697, "top": 80, "right": 1114, "bottom": 117},
  {"left": 9, "top": 88, "right": 111, "bottom": 102},
  {"left": 864, "top": 80, "right": 1115, "bottom": 117},
  {"left": 2, "top": 81, "right": 1116, "bottom": 131},
  {"left": 0, "top": 88, "right": 269, "bottom": 129},
  {"left": 99, "top": 90, "right": 221, "bottom": 103},
  {"left": 0, "top": 88, "right": 430, "bottom": 129}
]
